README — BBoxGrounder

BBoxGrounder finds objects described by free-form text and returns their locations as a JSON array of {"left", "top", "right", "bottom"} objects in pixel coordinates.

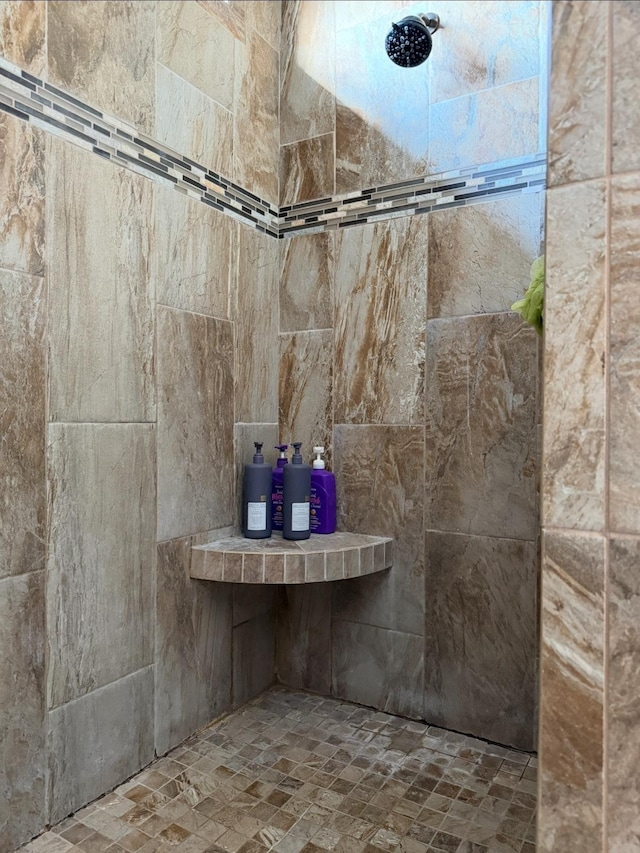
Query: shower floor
[{"left": 25, "top": 687, "right": 537, "bottom": 853}]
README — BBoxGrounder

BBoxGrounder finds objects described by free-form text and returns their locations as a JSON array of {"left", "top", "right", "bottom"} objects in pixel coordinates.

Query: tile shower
[{"left": 4, "top": 2, "right": 637, "bottom": 853}]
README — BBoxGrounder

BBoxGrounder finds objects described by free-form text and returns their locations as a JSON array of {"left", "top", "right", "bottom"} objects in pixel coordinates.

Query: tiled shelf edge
[{"left": 190, "top": 531, "right": 393, "bottom": 584}]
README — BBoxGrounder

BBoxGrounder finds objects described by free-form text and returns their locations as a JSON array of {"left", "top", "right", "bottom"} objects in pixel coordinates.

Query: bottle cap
[
  {"left": 253, "top": 442, "right": 264, "bottom": 464},
  {"left": 292, "top": 442, "right": 303, "bottom": 464},
  {"left": 274, "top": 444, "right": 289, "bottom": 468},
  {"left": 313, "top": 446, "right": 326, "bottom": 469}
]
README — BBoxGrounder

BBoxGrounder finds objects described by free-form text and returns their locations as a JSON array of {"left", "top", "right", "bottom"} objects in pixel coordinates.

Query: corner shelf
[{"left": 190, "top": 531, "right": 393, "bottom": 584}]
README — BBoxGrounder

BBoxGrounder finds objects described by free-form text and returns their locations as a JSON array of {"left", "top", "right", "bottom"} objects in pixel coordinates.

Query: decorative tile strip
[{"left": 0, "top": 56, "right": 546, "bottom": 240}]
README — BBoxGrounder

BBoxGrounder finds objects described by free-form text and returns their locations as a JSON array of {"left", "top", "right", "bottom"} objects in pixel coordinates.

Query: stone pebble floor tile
[{"left": 22, "top": 688, "right": 537, "bottom": 853}]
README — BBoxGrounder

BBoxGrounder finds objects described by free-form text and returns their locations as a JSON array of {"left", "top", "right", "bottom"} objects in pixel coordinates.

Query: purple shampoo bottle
[
  {"left": 310, "top": 446, "right": 336, "bottom": 534},
  {"left": 271, "top": 444, "right": 288, "bottom": 531}
]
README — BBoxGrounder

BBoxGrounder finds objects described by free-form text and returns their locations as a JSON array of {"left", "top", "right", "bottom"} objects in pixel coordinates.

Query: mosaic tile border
[{"left": 0, "top": 56, "right": 546, "bottom": 240}]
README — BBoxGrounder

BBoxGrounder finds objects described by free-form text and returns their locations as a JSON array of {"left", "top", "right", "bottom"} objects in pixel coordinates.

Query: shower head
[{"left": 384, "top": 13, "right": 440, "bottom": 67}]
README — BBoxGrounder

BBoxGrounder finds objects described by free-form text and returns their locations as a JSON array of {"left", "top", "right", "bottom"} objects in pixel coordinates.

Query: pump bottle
[
  {"left": 271, "top": 444, "right": 288, "bottom": 531},
  {"left": 283, "top": 442, "right": 311, "bottom": 540},
  {"left": 310, "top": 446, "right": 336, "bottom": 534},
  {"left": 242, "top": 442, "right": 272, "bottom": 539}
]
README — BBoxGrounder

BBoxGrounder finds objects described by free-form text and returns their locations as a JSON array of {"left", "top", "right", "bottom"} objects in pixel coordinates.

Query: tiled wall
[
  {"left": 0, "top": 2, "right": 280, "bottom": 848},
  {"left": 539, "top": 2, "right": 640, "bottom": 851},
  {"left": 277, "top": 0, "right": 546, "bottom": 752}
]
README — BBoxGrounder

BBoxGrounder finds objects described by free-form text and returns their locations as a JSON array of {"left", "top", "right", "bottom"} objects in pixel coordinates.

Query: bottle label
[
  {"left": 291, "top": 502, "right": 310, "bottom": 532},
  {"left": 310, "top": 484, "right": 321, "bottom": 531},
  {"left": 272, "top": 483, "right": 284, "bottom": 528},
  {"left": 247, "top": 501, "right": 267, "bottom": 531}
]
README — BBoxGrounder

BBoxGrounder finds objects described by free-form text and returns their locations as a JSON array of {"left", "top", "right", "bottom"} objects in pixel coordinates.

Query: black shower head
[{"left": 385, "top": 13, "right": 440, "bottom": 67}]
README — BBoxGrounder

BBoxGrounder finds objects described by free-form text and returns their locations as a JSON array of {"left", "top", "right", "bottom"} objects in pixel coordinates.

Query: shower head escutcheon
[{"left": 385, "top": 13, "right": 440, "bottom": 67}]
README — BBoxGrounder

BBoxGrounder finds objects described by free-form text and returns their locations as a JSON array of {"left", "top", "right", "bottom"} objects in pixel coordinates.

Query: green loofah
[{"left": 512, "top": 255, "right": 544, "bottom": 335}]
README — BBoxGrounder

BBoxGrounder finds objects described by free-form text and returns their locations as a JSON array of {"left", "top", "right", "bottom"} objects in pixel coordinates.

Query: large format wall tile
[
  {"left": 280, "top": 0, "right": 335, "bottom": 146},
  {"left": 425, "top": 314, "right": 538, "bottom": 540},
  {"left": 332, "top": 620, "right": 423, "bottom": 719},
  {"left": 0, "top": 0, "right": 45, "bottom": 73},
  {"left": 428, "top": 194, "right": 544, "bottom": 318},
  {"left": 610, "top": 175, "right": 640, "bottom": 532},
  {"left": 538, "top": 531, "right": 604, "bottom": 853},
  {"left": 279, "top": 331, "right": 333, "bottom": 465},
  {"left": 48, "top": 666, "right": 155, "bottom": 824},
  {"left": 543, "top": 181, "right": 606, "bottom": 531},
  {"left": 334, "top": 218, "right": 426, "bottom": 425},
  {"left": 277, "top": 585, "right": 332, "bottom": 696},
  {"left": 157, "top": 307, "right": 234, "bottom": 542},
  {"left": 0, "top": 572, "right": 45, "bottom": 851},
  {"left": 548, "top": 1, "right": 607, "bottom": 186},
  {"left": 47, "top": 424, "right": 156, "bottom": 709},
  {"left": 235, "top": 227, "right": 279, "bottom": 423},
  {"left": 196, "top": 0, "right": 246, "bottom": 42},
  {"left": 154, "top": 185, "right": 234, "bottom": 319},
  {"left": 332, "top": 426, "right": 425, "bottom": 636},
  {"left": 429, "top": 1, "right": 540, "bottom": 103},
  {"left": 612, "top": 2, "right": 640, "bottom": 174},
  {"left": 156, "top": 533, "right": 233, "bottom": 756},
  {"left": 47, "top": 140, "right": 155, "bottom": 423},
  {"left": 47, "top": 0, "right": 155, "bottom": 134},
  {"left": 235, "top": 28, "right": 279, "bottom": 204},
  {"left": 424, "top": 532, "right": 537, "bottom": 750},
  {"left": 157, "top": 1, "right": 235, "bottom": 111},
  {"left": 0, "top": 271, "right": 45, "bottom": 580},
  {"left": 232, "top": 611, "right": 275, "bottom": 708},
  {"left": 155, "top": 64, "right": 234, "bottom": 178},
  {"left": 280, "top": 232, "right": 334, "bottom": 333},
  {"left": 280, "top": 134, "right": 335, "bottom": 206},
  {"left": 0, "top": 114, "right": 44, "bottom": 276},
  {"left": 608, "top": 537, "right": 640, "bottom": 850},
  {"left": 429, "top": 78, "right": 539, "bottom": 173}
]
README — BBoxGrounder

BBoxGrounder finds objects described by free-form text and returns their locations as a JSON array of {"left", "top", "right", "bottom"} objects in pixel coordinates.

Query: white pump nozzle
[{"left": 313, "top": 446, "right": 325, "bottom": 469}]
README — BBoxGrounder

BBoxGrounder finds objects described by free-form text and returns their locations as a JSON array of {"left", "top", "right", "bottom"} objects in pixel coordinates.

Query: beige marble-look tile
[
  {"left": 246, "top": 0, "right": 280, "bottom": 52},
  {"left": 280, "top": 0, "right": 335, "bottom": 146},
  {"left": 610, "top": 175, "right": 640, "bottom": 532},
  {"left": 334, "top": 8, "right": 428, "bottom": 194},
  {"left": 157, "top": 307, "right": 234, "bottom": 542},
  {"left": 48, "top": 666, "right": 155, "bottom": 824},
  {"left": 280, "top": 232, "right": 334, "bottom": 333},
  {"left": 548, "top": 1, "right": 607, "bottom": 185},
  {"left": 156, "top": 533, "right": 233, "bottom": 755},
  {"left": 46, "top": 424, "right": 156, "bottom": 708},
  {"left": 332, "top": 426, "right": 424, "bottom": 636},
  {"left": 155, "top": 64, "right": 234, "bottom": 178},
  {"left": 334, "top": 217, "right": 426, "bottom": 425},
  {"left": 612, "top": 1, "right": 640, "bottom": 173},
  {"left": 234, "top": 27, "right": 279, "bottom": 204},
  {"left": 427, "top": 194, "right": 544, "bottom": 319},
  {"left": 233, "top": 612, "right": 275, "bottom": 708},
  {"left": 543, "top": 181, "right": 606, "bottom": 532},
  {"left": 0, "top": 270, "right": 45, "bottom": 580},
  {"left": 196, "top": 0, "right": 246, "bottom": 42},
  {"left": 154, "top": 185, "right": 234, "bottom": 319},
  {"left": 234, "top": 226, "right": 279, "bottom": 423},
  {"left": 279, "top": 331, "right": 333, "bottom": 468},
  {"left": 428, "top": 1, "right": 540, "bottom": 104},
  {"left": 277, "top": 584, "right": 332, "bottom": 695},
  {"left": 234, "top": 584, "right": 277, "bottom": 628},
  {"left": 47, "top": 0, "right": 155, "bottom": 133},
  {"left": 280, "top": 134, "right": 335, "bottom": 207},
  {"left": 47, "top": 139, "right": 155, "bottom": 423},
  {"left": 538, "top": 530, "right": 604, "bottom": 853},
  {"left": 0, "top": 113, "right": 44, "bottom": 276},
  {"left": 0, "top": 0, "right": 45, "bottom": 73},
  {"left": 425, "top": 313, "right": 538, "bottom": 541},
  {"left": 0, "top": 571, "right": 45, "bottom": 851},
  {"left": 429, "top": 78, "right": 539, "bottom": 174},
  {"left": 157, "top": 1, "right": 235, "bottom": 111},
  {"left": 608, "top": 537, "right": 640, "bottom": 849},
  {"left": 235, "top": 423, "right": 279, "bottom": 531},
  {"left": 332, "top": 621, "right": 423, "bottom": 719},
  {"left": 424, "top": 532, "right": 537, "bottom": 751}
]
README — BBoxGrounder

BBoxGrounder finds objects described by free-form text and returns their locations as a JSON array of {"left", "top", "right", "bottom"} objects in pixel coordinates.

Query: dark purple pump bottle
[{"left": 271, "top": 444, "right": 288, "bottom": 532}]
